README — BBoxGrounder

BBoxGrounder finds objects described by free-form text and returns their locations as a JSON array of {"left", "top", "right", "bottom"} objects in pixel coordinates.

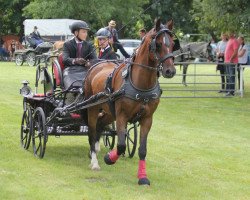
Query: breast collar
[{"left": 119, "top": 63, "right": 162, "bottom": 103}]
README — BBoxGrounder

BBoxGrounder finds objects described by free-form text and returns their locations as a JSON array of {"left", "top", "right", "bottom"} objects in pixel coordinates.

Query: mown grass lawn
[{"left": 0, "top": 61, "right": 249, "bottom": 200}]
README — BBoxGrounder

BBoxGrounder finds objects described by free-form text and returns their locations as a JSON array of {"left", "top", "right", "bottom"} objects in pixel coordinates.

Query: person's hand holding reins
[{"left": 74, "top": 58, "right": 86, "bottom": 65}]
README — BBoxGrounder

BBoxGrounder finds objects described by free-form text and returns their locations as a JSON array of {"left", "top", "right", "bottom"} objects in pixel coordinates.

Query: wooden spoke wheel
[
  {"left": 126, "top": 123, "right": 138, "bottom": 158},
  {"left": 26, "top": 52, "right": 36, "bottom": 67},
  {"left": 15, "top": 54, "right": 24, "bottom": 66},
  {"left": 32, "top": 107, "right": 47, "bottom": 158},
  {"left": 20, "top": 106, "right": 32, "bottom": 149},
  {"left": 103, "top": 122, "right": 116, "bottom": 150}
]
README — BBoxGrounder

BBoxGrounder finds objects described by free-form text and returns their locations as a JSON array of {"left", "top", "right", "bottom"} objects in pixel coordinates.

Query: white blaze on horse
[{"left": 83, "top": 19, "right": 176, "bottom": 185}]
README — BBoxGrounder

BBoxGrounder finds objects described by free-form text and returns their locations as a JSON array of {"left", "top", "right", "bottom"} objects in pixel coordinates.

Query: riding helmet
[
  {"left": 95, "top": 28, "right": 111, "bottom": 39},
  {"left": 70, "top": 21, "right": 90, "bottom": 33}
]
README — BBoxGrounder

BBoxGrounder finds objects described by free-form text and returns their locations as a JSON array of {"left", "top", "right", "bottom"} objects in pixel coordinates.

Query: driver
[{"left": 62, "top": 20, "right": 97, "bottom": 90}]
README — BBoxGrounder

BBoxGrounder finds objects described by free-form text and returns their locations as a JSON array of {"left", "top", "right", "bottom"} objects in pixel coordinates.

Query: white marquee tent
[{"left": 24, "top": 19, "right": 81, "bottom": 39}]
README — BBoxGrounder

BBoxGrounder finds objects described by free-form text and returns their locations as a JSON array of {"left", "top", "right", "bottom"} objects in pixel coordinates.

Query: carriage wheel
[
  {"left": 26, "top": 52, "right": 36, "bottom": 67},
  {"left": 20, "top": 106, "right": 32, "bottom": 149},
  {"left": 103, "top": 122, "right": 116, "bottom": 150},
  {"left": 126, "top": 123, "right": 138, "bottom": 158},
  {"left": 15, "top": 54, "right": 24, "bottom": 66},
  {"left": 32, "top": 107, "right": 47, "bottom": 158}
]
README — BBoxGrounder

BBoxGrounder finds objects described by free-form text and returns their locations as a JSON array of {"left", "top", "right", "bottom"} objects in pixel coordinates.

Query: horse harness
[{"left": 105, "top": 61, "right": 162, "bottom": 122}]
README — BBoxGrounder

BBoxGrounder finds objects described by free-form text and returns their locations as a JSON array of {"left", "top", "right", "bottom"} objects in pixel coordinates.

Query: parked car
[{"left": 116, "top": 39, "right": 141, "bottom": 59}]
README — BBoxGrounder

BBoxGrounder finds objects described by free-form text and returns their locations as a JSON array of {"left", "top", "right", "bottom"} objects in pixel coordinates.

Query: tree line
[{"left": 0, "top": 0, "right": 249, "bottom": 42}]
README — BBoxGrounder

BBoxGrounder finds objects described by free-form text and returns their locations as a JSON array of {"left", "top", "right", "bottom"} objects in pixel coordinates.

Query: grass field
[{"left": 0, "top": 61, "right": 249, "bottom": 200}]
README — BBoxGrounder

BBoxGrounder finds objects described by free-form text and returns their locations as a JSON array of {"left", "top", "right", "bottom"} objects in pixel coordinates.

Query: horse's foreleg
[
  {"left": 182, "top": 64, "right": 188, "bottom": 86},
  {"left": 104, "top": 116, "right": 127, "bottom": 165},
  {"left": 88, "top": 112, "right": 100, "bottom": 170},
  {"left": 137, "top": 117, "right": 152, "bottom": 186}
]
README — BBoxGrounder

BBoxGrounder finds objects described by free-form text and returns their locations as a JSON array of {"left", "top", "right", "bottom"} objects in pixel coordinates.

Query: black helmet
[
  {"left": 95, "top": 28, "right": 111, "bottom": 39},
  {"left": 70, "top": 21, "right": 90, "bottom": 33}
]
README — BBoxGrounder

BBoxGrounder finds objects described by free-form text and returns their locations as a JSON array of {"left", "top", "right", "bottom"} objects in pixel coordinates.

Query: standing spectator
[
  {"left": 139, "top": 28, "right": 147, "bottom": 40},
  {"left": 96, "top": 28, "right": 117, "bottom": 60},
  {"left": 224, "top": 31, "right": 239, "bottom": 96},
  {"left": 216, "top": 33, "right": 228, "bottom": 93},
  {"left": 237, "top": 36, "right": 248, "bottom": 89},
  {"left": 31, "top": 26, "right": 43, "bottom": 47},
  {"left": 104, "top": 20, "right": 130, "bottom": 58}
]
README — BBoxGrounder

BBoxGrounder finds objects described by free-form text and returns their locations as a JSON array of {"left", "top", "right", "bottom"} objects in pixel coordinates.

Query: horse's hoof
[
  {"left": 138, "top": 178, "right": 150, "bottom": 186},
  {"left": 92, "top": 164, "right": 101, "bottom": 171},
  {"left": 104, "top": 154, "right": 115, "bottom": 165}
]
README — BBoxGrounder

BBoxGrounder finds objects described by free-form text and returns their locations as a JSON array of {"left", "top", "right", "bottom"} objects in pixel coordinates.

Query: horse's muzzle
[{"left": 162, "top": 66, "right": 176, "bottom": 78}]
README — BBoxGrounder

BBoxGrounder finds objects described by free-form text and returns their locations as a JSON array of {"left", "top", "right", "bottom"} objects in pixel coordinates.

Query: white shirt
[
  {"left": 238, "top": 45, "right": 248, "bottom": 64},
  {"left": 216, "top": 40, "right": 227, "bottom": 53}
]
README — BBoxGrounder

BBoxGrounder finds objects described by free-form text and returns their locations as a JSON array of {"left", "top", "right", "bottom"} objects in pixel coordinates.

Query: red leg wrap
[
  {"left": 137, "top": 160, "right": 147, "bottom": 179},
  {"left": 109, "top": 149, "right": 119, "bottom": 162}
]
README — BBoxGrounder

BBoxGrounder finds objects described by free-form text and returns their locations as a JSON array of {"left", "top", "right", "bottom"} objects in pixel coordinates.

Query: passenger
[
  {"left": 95, "top": 28, "right": 117, "bottom": 60},
  {"left": 62, "top": 20, "right": 97, "bottom": 90},
  {"left": 31, "top": 26, "right": 43, "bottom": 47},
  {"left": 104, "top": 20, "right": 130, "bottom": 58}
]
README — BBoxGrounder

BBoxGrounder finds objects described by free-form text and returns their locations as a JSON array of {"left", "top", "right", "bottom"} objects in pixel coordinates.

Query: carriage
[
  {"left": 15, "top": 36, "right": 53, "bottom": 67},
  {"left": 20, "top": 19, "right": 176, "bottom": 185},
  {"left": 19, "top": 53, "right": 138, "bottom": 158}
]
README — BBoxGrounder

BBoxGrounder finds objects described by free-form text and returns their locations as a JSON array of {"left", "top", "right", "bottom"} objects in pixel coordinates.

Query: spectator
[
  {"left": 224, "top": 31, "right": 239, "bottom": 96},
  {"left": 62, "top": 20, "right": 97, "bottom": 91},
  {"left": 216, "top": 33, "right": 228, "bottom": 93},
  {"left": 237, "top": 36, "right": 248, "bottom": 89},
  {"left": 31, "top": 26, "right": 43, "bottom": 47},
  {"left": 95, "top": 28, "right": 117, "bottom": 60},
  {"left": 104, "top": 20, "right": 130, "bottom": 58},
  {"left": 139, "top": 28, "right": 146, "bottom": 40}
]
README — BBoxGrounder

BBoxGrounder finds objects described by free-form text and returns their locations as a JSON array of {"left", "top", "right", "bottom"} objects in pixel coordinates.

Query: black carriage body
[{"left": 20, "top": 54, "right": 137, "bottom": 158}]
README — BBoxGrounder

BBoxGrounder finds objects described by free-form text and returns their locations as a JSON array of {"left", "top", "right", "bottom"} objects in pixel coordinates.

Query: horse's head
[
  {"left": 206, "top": 42, "right": 215, "bottom": 61},
  {"left": 147, "top": 19, "right": 176, "bottom": 78}
]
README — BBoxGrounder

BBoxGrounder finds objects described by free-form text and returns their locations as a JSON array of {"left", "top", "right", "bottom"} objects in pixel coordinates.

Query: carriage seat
[{"left": 53, "top": 53, "right": 65, "bottom": 89}]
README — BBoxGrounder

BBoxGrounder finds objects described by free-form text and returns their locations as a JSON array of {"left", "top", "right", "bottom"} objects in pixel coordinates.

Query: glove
[{"left": 74, "top": 58, "right": 86, "bottom": 65}]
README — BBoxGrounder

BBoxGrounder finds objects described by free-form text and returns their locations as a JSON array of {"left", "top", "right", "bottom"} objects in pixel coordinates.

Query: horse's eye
[{"left": 156, "top": 43, "right": 162, "bottom": 49}]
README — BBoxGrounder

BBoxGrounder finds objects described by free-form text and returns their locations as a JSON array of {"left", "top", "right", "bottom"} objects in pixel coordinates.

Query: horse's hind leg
[
  {"left": 104, "top": 116, "right": 127, "bottom": 165},
  {"left": 87, "top": 110, "right": 101, "bottom": 170},
  {"left": 137, "top": 117, "right": 152, "bottom": 186}
]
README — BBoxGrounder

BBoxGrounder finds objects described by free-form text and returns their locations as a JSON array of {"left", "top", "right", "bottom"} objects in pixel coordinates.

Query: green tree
[
  {"left": 143, "top": 0, "right": 197, "bottom": 36},
  {"left": 23, "top": 0, "right": 149, "bottom": 38},
  {"left": 192, "top": 0, "right": 250, "bottom": 41},
  {"left": 0, "top": 0, "right": 30, "bottom": 38}
]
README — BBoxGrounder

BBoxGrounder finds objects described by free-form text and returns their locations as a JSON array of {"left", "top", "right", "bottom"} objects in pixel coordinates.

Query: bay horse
[
  {"left": 84, "top": 19, "right": 176, "bottom": 185},
  {"left": 53, "top": 40, "right": 65, "bottom": 52}
]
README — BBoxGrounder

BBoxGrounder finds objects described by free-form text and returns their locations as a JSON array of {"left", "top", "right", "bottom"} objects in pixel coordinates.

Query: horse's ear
[
  {"left": 154, "top": 18, "right": 161, "bottom": 32},
  {"left": 166, "top": 19, "right": 174, "bottom": 31}
]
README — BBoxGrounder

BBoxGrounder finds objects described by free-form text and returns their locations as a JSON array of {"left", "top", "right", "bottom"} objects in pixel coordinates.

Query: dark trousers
[
  {"left": 217, "top": 60, "right": 226, "bottom": 90},
  {"left": 225, "top": 64, "right": 236, "bottom": 94},
  {"left": 113, "top": 42, "right": 130, "bottom": 58}
]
